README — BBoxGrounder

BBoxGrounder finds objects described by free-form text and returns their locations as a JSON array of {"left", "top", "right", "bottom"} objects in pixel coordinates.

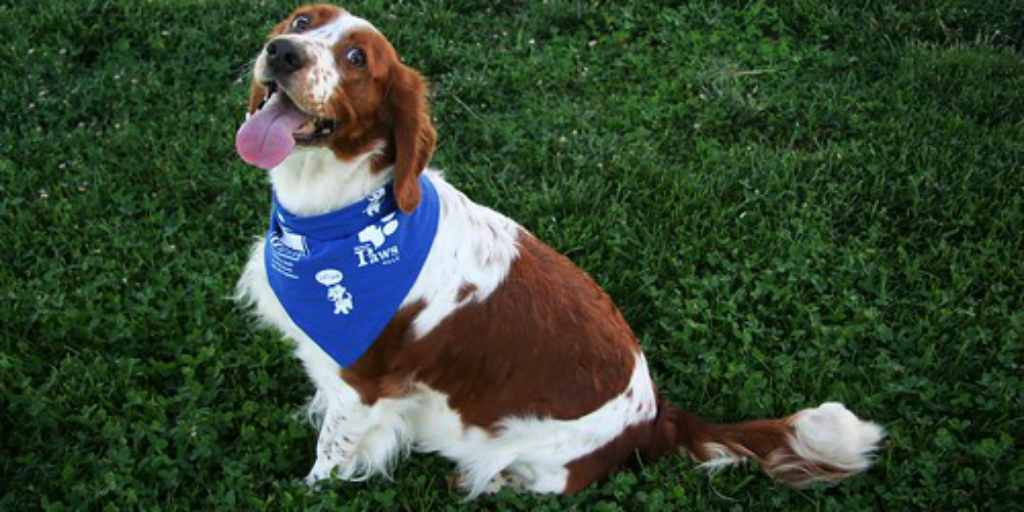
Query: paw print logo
[
  {"left": 358, "top": 213, "right": 399, "bottom": 248},
  {"left": 316, "top": 269, "right": 354, "bottom": 315}
]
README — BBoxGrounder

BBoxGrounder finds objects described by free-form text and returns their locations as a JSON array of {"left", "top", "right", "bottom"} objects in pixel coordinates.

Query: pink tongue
[{"left": 235, "top": 93, "right": 311, "bottom": 169}]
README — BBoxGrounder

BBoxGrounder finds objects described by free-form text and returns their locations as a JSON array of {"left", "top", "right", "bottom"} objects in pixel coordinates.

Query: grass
[{"left": 1, "top": 0, "right": 1021, "bottom": 510}]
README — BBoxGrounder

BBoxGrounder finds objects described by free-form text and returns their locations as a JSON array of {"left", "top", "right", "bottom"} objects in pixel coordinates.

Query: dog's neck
[{"left": 270, "top": 146, "right": 391, "bottom": 217}]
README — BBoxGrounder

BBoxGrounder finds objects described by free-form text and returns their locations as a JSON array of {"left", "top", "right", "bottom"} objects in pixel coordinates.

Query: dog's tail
[{"left": 646, "top": 401, "right": 885, "bottom": 486}]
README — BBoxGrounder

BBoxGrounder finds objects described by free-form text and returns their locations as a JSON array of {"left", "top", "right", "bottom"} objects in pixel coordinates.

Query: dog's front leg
[
  {"left": 305, "top": 394, "right": 373, "bottom": 485},
  {"left": 304, "top": 390, "right": 413, "bottom": 485}
]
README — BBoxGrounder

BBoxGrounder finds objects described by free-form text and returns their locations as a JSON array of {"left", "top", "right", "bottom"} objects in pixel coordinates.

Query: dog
[{"left": 235, "top": 4, "right": 884, "bottom": 497}]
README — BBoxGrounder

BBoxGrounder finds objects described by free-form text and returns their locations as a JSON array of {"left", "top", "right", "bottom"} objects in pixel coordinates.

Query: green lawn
[{"left": 1, "top": 0, "right": 1021, "bottom": 510}]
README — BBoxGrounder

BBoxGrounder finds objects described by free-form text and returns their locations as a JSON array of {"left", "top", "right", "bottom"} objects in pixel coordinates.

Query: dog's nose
[{"left": 266, "top": 39, "right": 305, "bottom": 74}]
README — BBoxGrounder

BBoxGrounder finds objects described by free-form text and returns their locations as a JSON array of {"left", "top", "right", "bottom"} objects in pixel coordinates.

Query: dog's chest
[
  {"left": 238, "top": 239, "right": 352, "bottom": 396},
  {"left": 236, "top": 172, "right": 523, "bottom": 398}
]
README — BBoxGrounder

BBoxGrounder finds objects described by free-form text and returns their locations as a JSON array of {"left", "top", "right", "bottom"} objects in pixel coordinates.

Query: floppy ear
[{"left": 388, "top": 64, "right": 436, "bottom": 213}]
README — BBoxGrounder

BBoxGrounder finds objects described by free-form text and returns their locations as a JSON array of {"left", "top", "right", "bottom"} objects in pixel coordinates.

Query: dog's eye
[
  {"left": 346, "top": 48, "right": 366, "bottom": 69},
  {"left": 292, "top": 15, "right": 311, "bottom": 32}
]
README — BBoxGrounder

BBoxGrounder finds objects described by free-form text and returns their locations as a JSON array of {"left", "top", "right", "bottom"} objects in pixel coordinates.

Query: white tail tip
[{"left": 789, "top": 402, "right": 885, "bottom": 473}]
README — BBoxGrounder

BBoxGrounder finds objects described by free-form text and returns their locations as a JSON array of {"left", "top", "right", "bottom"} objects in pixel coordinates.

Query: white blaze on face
[{"left": 281, "top": 14, "right": 379, "bottom": 109}]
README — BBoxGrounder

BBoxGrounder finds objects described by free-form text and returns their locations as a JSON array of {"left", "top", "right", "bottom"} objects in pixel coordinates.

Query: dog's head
[{"left": 236, "top": 4, "right": 435, "bottom": 212}]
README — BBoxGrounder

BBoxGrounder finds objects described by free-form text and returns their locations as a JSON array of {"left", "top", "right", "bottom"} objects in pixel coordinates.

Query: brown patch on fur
[
  {"left": 406, "top": 233, "right": 637, "bottom": 427},
  {"left": 385, "top": 61, "right": 436, "bottom": 213},
  {"left": 338, "top": 232, "right": 636, "bottom": 427},
  {"left": 289, "top": 4, "right": 344, "bottom": 32},
  {"left": 340, "top": 301, "right": 426, "bottom": 405},
  {"left": 456, "top": 284, "right": 477, "bottom": 302},
  {"left": 320, "top": 31, "right": 396, "bottom": 160},
  {"left": 320, "top": 29, "right": 436, "bottom": 212},
  {"left": 564, "top": 421, "right": 652, "bottom": 494}
]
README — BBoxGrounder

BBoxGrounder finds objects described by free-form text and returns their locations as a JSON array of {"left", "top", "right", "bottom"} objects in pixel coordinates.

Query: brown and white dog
[{"left": 235, "top": 4, "right": 885, "bottom": 497}]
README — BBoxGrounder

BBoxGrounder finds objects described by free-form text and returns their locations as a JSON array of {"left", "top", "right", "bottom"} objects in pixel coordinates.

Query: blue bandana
[{"left": 264, "top": 175, "right": 440, "bottom": 367}]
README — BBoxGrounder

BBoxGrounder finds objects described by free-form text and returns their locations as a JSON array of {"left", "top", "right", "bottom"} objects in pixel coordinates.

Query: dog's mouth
[
  {"left": 236, "top": 82, "right": 337, "bottom": 169},
  {"left": 257, "top": 83, "right": 337, "bottom": 143}
]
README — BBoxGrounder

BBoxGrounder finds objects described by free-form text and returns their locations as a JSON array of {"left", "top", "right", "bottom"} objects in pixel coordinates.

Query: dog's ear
[{"left": 388, "top": 64, "right": 436, "bottom": 213}]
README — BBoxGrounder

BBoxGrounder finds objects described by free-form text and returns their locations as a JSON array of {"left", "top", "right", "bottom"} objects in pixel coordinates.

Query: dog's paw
[{"left": 304, "top": 460, "right": 336, "bottom": 487}]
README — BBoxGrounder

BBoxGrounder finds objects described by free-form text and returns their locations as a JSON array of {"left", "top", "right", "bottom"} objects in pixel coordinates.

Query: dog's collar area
[{"left": 271, "top": 180, "right": 397, "bottom": 240}]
